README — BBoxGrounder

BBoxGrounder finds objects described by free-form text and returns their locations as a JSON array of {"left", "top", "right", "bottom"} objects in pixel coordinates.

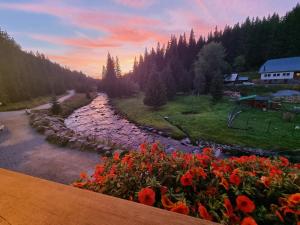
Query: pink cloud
[
  {"left": 29, "top": 34, "right": 121, "bottom": 49},
  {"left": 113, "top": 0, "right": 156, "bottom": 8}
]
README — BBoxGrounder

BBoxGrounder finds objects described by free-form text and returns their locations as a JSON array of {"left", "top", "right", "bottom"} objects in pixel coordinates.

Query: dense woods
[
  {"left": 0, "top": 29, "right": 95, "bottom": 104},
  {"left": 123, "top": 4, "right": 300, "bottom": 102},
  {"left": 100, "top": 54, "right": 138, "bottom": 97}
]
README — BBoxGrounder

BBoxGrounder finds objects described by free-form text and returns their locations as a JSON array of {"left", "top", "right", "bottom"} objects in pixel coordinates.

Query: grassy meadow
[{"left": 112, "top": 93, "right": 300, "bottom": 151}]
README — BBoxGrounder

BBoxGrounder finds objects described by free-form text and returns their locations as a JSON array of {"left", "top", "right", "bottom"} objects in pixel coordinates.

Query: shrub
[
  {"left": 74, "top": 144, "right": 300, "bottom": 225},
  {"left": 50, "top": 95, "right": 61, "bottom": 115}
]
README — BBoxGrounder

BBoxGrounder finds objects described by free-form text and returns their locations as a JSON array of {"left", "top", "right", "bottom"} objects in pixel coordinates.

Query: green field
[
  {"left": 0, "top": 95, "right": 55, "bottom": 112},
  {"left": 112, "top": 94, "right": 300, "bottom": 151},
  {"left": 59, "top": 93, "right": 95, "bottom": 117}
]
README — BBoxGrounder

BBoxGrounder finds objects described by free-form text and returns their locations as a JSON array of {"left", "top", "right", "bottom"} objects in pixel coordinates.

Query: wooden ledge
[{"left": 0, "top": 169, "right": 219, "bottom": 225}]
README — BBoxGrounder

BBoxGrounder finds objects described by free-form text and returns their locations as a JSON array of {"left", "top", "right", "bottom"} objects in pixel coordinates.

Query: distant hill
[{"left": 0, "top": 30, "right": 96, "bottom": 103}]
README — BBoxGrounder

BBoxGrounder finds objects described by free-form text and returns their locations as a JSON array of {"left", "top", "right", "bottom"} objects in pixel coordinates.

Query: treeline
[
  {"left": 128, "top": 4, "right": 300, "bottom": 99},
  {"left": 0, "top": 29, "right": 96, "bottom": 104},
  {"left": 99, "top": 54, "right": 138, "bottom": 97}
]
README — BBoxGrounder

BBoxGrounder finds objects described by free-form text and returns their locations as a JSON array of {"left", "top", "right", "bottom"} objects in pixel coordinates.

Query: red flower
[
  {"left": 236, "top": 195, "right": 256, "bottom": 213},
  {"left": 161, "top": 195, "right": 174, "bottom": 210},
  {"left": 279, "top": 156, "right": 289, "bottom": 167},
  {"left": 138, "top": 187, "right": 156, "bottom": 206},
  {"left": 224, "top": 198, "right": 233, "bottom": 216},
  {"left": 180, "top": 172, "right": 193, "bottom": 186},
  {"left": 140, "top": 143, "right": 147, "bottom": 153},
  {"left": 229, "top": 173, "right": 241, "bottom": 186},
  {"left": 202, "top": 147, "right": 213, "bottom": 156},
  {"left": 151, "top": 143, "right": 159, "bottom": 153},
  {"left": 241, "top": 217, "right": 258, "bottom": 225},
  {"left": 170, "top": 202, "right": 189, "bottom": 215},
  {"left": 198, "top": 204, "right": 213, "bottom": 221},
  {"left": 288, "top": 193, "right": 300, "bottom": 206},
  {"left": 113, "top": 152, "right": 120, "bottom": 161},
  {"left": 80, "top": 172, "right": 88, "bottom": 179},
  {"left": 260, "top": 176, "right": 271, "bottom": 188},
  {"left": 275, "top": 210, "right": 284, "bottom": 222},
  {"left": 220, "top": 178, "right": 229, "bottom": 190}
]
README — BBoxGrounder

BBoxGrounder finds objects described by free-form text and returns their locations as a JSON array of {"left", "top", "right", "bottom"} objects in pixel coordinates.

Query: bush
[
  {"left": 74, "top": 144, "right": 300, "bottom": 225},
  {"left": 50, "top": 95, "right": 61, "bottom": 115}
]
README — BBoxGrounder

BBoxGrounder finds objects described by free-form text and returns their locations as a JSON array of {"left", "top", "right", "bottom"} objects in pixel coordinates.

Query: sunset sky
[{"left": 0, "top": 0, "right": 299, "bottom": 78}]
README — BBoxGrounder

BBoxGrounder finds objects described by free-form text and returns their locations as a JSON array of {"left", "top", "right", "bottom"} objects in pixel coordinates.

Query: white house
[{"left": 259, "top": 57, "right": 300, "bottom": 83}]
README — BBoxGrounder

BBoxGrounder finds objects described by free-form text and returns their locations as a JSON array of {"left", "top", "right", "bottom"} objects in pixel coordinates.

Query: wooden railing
[{"left": 0, "top": 169, "right": 219, "bottom": 225}]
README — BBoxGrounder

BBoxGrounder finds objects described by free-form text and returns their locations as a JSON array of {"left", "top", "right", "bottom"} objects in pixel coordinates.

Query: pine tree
[
  {"left": 210, "top": 73, "right": 224, "bottom": 101},
  {"left": 161, "top": 64, "right": 176, "bottom": 100},
  {"left": 143, "top": 66, "right": 167, "bottom": 109},
  {"left": 50, "top": 95, "right": 61, "bottom": 115},
  {"left": 115, "top": 56, "right": 122, "bottom": 78}
]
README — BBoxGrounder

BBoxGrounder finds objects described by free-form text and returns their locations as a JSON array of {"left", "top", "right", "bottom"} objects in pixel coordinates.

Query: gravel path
[{"left": 0, "top": 91, "right": 99, "bottom": 184}]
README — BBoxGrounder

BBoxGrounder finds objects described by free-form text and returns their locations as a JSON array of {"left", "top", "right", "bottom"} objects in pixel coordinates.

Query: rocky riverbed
[{"left": 65, "top": 93, "right": 199, "bottom": 154}]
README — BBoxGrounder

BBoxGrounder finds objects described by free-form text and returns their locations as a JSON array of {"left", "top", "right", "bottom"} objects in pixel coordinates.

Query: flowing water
[{"left": 65, "top": 93, "right": 198, "bottom": 153}]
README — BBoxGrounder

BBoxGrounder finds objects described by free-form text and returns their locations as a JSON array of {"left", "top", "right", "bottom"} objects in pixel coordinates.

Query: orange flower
[
  {"left": 260, "top": 176, "right": 271, "bottom": 188},
  {"left": 241, "top": 217, "right": 258, "bottom": 225},
  {"left": 202, "top": 147, "right": 213, "bottom": 156},
  {"left": 138, "top": 187, "right": 156, "bottom": 206},
  {"left": 190, "top": 167, "right": 207, "bottom": 179},
  {"left": 288, "top": 193, "right": 300, "bottom": 206},
  {"left": 170, "top": 202, "right": 189, "bottom": 215},
  {"left": 224, "top": 198, "right": 233, "bottom": 216},
  {"left": 220, "top": 178, "right": 229, "bottom": 190},
  {"left": 151, "top": 143, "right": 159, "bottom": 153},
  {"left": 140, "top": 143, "right": 147, "bottom": 153},
  {"left": 279, "top": 156, "right": 289, "bottom": 166},
  {"left": 180, "top": 172, "right": 193, "bottom": 186},
  {"left": 198, "top": 204, "right": 213, "bottom": 221},
  {"left": 229, "top": 173, "right": 241, "bottom": 186},
  {"left": 113, "top": 152, "right": 120, "bottom": 161},
  {"left": 161, "top": 195, "right": 174, "bottom": 210},
  {"left": 236, "top": 195, "right": 256, "bottom": 213},
  {"left": 80, "top": 172, "right": 88, "bottom": 179}
]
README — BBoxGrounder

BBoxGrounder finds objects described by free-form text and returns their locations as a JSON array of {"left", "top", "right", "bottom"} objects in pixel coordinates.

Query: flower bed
[{"left": 74, "top": 144, "right": 300, "bottom": 225}]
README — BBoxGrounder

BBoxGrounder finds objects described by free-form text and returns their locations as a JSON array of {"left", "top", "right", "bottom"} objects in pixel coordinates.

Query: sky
[{"left": 0, "top": 0, "right": 299, "bottom": 78}]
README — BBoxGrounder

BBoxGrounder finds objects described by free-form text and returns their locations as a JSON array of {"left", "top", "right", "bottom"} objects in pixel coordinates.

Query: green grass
[
  {"left": 59, "top": 93, "right": 95, "bottom": 117},
  {"left": 112, "top": 94, "right": 300, "bottom": 151},
  {"left": 0, "top": 95, "right": 54, "bottom": 112}
]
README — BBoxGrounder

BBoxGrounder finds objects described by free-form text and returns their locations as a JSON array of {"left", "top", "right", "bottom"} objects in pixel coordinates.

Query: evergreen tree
[
  {"left": 50, "top": 95, "right": 61, "bottom": 115},
  {"left": 233, "top": 55, "right": 246, "bottom": 72},
  {"left": 210, "top": 73, "right": 224, "bottom": 101},
  {"left": 143, "top": 66, "right": 167, "bottom": 109},
  {"left": 161, "top": 64, "right": 176, "bottom": 100},
  {"left": 115, "top": 56, "right": 122, "bottom": 78}
]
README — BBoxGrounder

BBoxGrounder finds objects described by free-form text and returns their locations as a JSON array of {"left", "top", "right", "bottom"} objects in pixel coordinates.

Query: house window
[
  {"left": 264, "top": 74, "right": 267, "bottom": 77},
  {"left": 286, "top": 72, "right": 290, "bottom": 76},
  {"left": 273, "top": 74, "right": 276, "bottom": 77},
  {"left": 277, "top": 74, "right": 280, "bottom": 77},
  {"left": 283, "top": 73, "right": 286, "bottom": 76},
  {"left": 268, "top": 74, "right": 271, "bottom": 77}
]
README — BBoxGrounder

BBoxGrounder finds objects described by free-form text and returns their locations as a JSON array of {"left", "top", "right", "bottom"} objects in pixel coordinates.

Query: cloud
[{"left": 113, "top": 0, "right": 156, "bottom": 8}]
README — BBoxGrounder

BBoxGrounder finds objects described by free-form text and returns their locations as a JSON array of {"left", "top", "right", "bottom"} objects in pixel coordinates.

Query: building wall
[{"left": 261, "top": 71, "right": 294, "bottom": 80}]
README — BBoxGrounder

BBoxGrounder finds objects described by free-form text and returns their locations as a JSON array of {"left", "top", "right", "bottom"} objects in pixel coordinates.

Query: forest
[
  {"left": 0, "top": 30, "right": 95, "bottom": 104},
  {"left": 104, "top": 4, "right": 300, "bottom": 103}
]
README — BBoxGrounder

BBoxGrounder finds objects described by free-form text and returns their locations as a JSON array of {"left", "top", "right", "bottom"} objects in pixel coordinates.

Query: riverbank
[
  {"left": 64, "top": 93, "right": 198, "bottom": 154},
  {"left": 0, "top": 95, "right": 57, "bottom": 112},
  {"left": 111, "top": 93, "right": 300, "bottom": 160},
  {"left": 0, "top": 91, "right": 99, "bottom": 184}
]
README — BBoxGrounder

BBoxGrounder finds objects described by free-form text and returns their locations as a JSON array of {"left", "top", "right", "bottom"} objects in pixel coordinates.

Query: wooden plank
[{"left": 0, "top": 169, "right": 219, "bottom": 225}]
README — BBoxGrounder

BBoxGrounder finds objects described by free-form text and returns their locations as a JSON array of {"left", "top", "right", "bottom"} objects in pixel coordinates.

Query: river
[{"left": 65, "top": 93, "right": 199, "bottom": 153}]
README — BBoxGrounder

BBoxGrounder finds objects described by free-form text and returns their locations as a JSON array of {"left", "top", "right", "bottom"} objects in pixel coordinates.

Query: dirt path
[{"left": 0, "top": 91, "right": 99, "bottom": 184}]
